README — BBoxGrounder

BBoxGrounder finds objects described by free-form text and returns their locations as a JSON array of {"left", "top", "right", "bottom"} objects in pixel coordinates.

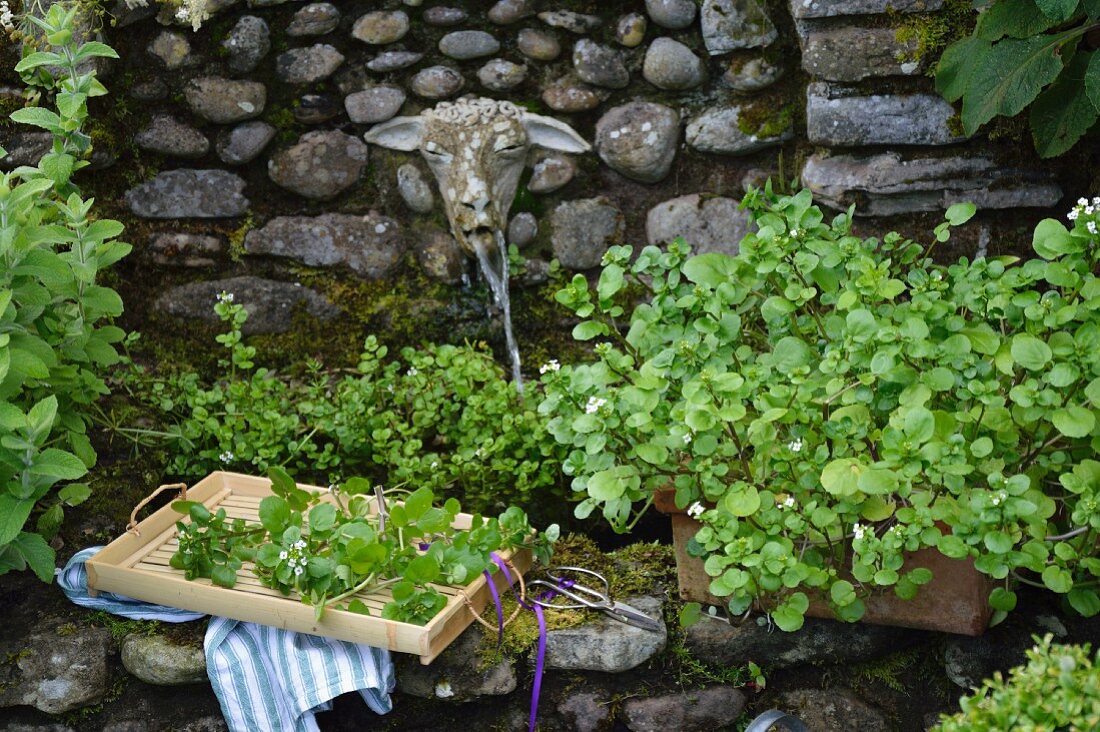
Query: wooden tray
[{"left": 86, "top": 471, "right": 532, "bottom": 664}]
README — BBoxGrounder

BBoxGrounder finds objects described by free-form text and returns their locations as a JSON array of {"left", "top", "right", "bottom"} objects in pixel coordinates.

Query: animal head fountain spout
[{"left": 364, "top": 97, "right": 590, "bottom": 257}]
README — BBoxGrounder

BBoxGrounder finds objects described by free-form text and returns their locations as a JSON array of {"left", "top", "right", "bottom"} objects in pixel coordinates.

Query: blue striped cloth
[{"left": 59, "top": 548, "right": 395, "bottom": 732}]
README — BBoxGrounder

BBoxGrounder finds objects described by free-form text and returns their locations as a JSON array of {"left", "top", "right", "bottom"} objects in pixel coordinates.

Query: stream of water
[{"left": 473, "top": 231, "right": 523, "bottom": 392}]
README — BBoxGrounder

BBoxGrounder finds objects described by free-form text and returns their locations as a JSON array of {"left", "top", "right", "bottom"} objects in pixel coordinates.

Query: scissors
[{"left": 526, "top": 566, "right": 663, "bottom": 632}]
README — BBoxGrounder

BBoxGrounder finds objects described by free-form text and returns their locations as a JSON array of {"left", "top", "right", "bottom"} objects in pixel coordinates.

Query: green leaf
[
  {"left": 1032, "top": 218, "right": 1081, "bottom": 259},
  {"left": 983, "top": 530, "right": 1014, "bottom": 554},
  {"left": 635, "top": 442, "right": 668, "bottom": 465},
  {"left": 960, "top": 33, "right": 1074, "bottom": 136},
  {"left": 1035, "top": 0, "right": 1080, "bottom": 22},
  {"left": 821, "top": 458, "right": 864, "bottom": 496},
  {"left": 309, "top": 503, "right": 337, "bottom": 533},
  {"left": 73, "top": 41, "right": 119, "bottom": 60},
  {"left": 404, "top": 555, "right": 441, "bottom": 584},
  {"left": 722, "top": 486, "right": 760, "bottom": 517},
  {"left": 0, "top": 496, "right": 35, "bottom": 545},
  {"left": 989, "top": 587, "right": 1018, "bottom": 612},
  {"left": 57, "top": 483, "right": 91, "bottom": 506},
  {"left": 1052, "top": 405, "right": 1096, "bottom": 437},
  {"left": 937, "top": 36, "right": 991, "bottom": 102},
  {"left": 258, "top": 496, "right": 290, "bottom": 534},
  {"left": 11, "top": 532, "right": 55, "bottom": 582},
  {"left": 1067, "top": 588, "right": 1100, "bottom": 617},
  {"left": 772, "top": 336, "right": 812, "bottom": 371},
  {"left": 830, "top": 580, "right": 857, "bottom": 607},
  {"left": 857, "top": 469, "right": 898, "bottom": 495},
  {"left": 211, "top": 564, "right": 238, "bottom": 588},
  {"left": 945, "top": 202, "right": 977, "bottom": 226},
  {"left": 976, "top": 0, "right": 1059, "bottom": 41},
  {"left": 1030, "top": 51, "right": 1099, "bottom": 157},
  {"left": 29, "top": 448, "right": 88, "bottom": 480},
  {"left": 1042, "top": 565, "right": 1074, "bottom": 593},
  {"left": 10, "top": 107, "right": 63, "bottom": 133},
  {"left": 572, "top": 321, "right": 608, "bottom": 341},
  {"left": 1087, "top": 50, "right": 1100, "bottom": 114},
  {"left": 587, "top": 469, "right": 625, "bottom": 501},
  {"left": 679, "top": 602, "right": 703, "bottom": 628},
  {"left": 683, "top": 253, "right": 736, "bottom": 288},
  {"left": 771, "top": 592, "right": 808, "bottom": 632},
  {"left": 971, "top": 437, "right": 994, "bottom": 458},
  {"left": 938, "top": 534, "right": 970, "bottom": 559},
  {"left": 1011, "top": 333, "right": 1053, "bottom": 370},
  {"left": 14, "top": 51, "right": 64, "bottom": 72}
]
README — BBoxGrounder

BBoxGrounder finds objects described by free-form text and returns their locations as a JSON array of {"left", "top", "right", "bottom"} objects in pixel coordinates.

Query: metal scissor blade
[{"left": 605, "top": 601, "right": 663, "bottom": 632}]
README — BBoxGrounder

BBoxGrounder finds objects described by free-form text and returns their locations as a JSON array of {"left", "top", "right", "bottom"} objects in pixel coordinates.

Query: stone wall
[{"left": 0, "top": 0, "right": 1082, "bottom": 351}]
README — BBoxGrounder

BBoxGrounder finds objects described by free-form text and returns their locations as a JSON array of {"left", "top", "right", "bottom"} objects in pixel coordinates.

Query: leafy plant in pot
[{"left": 540, "top": 187, "right": 1100, "bottom": 634}]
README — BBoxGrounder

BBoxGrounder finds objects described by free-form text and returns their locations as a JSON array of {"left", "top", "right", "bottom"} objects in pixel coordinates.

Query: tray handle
[
  {"left": 127, "top": 483, "right": 188, "bottom": 537},
  {"left": 461, "top": 557, "right": 527, "bottom": 631}
]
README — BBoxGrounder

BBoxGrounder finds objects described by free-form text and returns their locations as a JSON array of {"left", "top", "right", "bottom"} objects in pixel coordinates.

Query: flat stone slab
[
  {"left": 646, "top": 193, "right": 752, "bottom": 256},
  {"left": 806, "top": 82, "right": 964, "bottom": 146},
  {"left": 802, "top": 151, "right": 1064, "bottom": 216},
  {"left": 550, "top": 197, "right": 625, "bottom": 271},
  {"left": 155, "top": 276, "right": 339, "bottom": 335},
  {"left": 125, "top": 170, "right": 249, "bottom": 219},
  {"left": 622, "top": 685, "right": 747, "bottom": 732},
  {"left": 0, "top": 623, "right": 112, "bottom": 714},
  {"left": 790, "top": 0, "right": 942, "bottom": 18},
  {"left": 686, "top": 105, "right": 792, "bottom": 155},
  {"left": 544, "top": 595, "right": 666, "bottom": 672},
  {"left": 798, "top": 21, "right": 920, "bottom": 81},
  {"left": 244, "top": 213, "right": 406, "bottom": 278},
  {"left": 396, "top": 625, "right": 514, "bottom": 701}
]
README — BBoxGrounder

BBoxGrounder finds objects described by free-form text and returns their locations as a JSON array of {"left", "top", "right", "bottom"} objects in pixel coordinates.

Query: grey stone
[
  {"left": 573, "top": 39, "right": 629, "bottom": 89},
  {"left": 616, "top": 13, "right": 648, "bottom": 47},
  {"left": 121, "top": 634, "right": 206, "bottom": 686},
  {"left": 541, "top": 76, "right": 606, "bottom": 113},
  {"left": 149, "top": 232, "right": 223, "bottom": 267},
  {"left": 131, "top": 79, "right": 168, "bottom": 101},
  {"left": 156, "top": 276, "right": 338, "bottom": 335},
  {"left": 776, "top": 688, "right": 889, "bottom": 731},
  {"left": 942, "top": 612, "right": 1067, "bottom": 690},
  {"left": 545, "top": 595, "right": 665, "bottom": 671},
  {"left": 366, "top": 51, "right": 424, "bottom": 72},
  {"left": 799, "top": 22, "right": 921, "bottom": 81},
  {"left": 645, "top": 0, "right": 697, "bottom": 29},
  {"left": 557, "top": 691, "right": 612, "bottom": 732},
  {"left": 416, "top": 226, "right": 466, "bottom": 284},
  {"left": 806, "top": 82, "right": 964, "bottom": 146},
  {"left": 216, "top": 121, "right": 276, "bottom": 165},
  {"left": 245, "top": 213, "right": 406, "bottom": 278},
  {"left": 397, "top": 163, "right": 434, "bottom": 214},
  {"left": 595, "top": 102, "right": 680, "bottom": 183},
  {"left": 0, "top": 723, "right": 76, "bottom": 732},
  {"left": 477, "top": 59, "right": 527, "bottom": 91},
  {"left": 184, "top": 77, "right": 266, "bottom": 123},
  {"left": 287, "top": 3, "right": 340, "bottom": 36},
  {"left": 267, "top": 130, "right": 368, "bottom": 200},
  {"left": 622, "top": 686, "right": 747, "bottom": 732},
  {"left": 488, "top": 0, "right": 536, "bottom": 24},
  {"left": 0, "top": 624, "right": 111, "bottom": 714},
  {"left": 529, "top": 153, "right": 576, "bottom": 194},
  {"left": 790, "top": 0, "right": 942, "bottom": 18},
  {"left": 134, "top": 116, "right": 209, "bottom": 159},
  {"left": 344, "top": 86, "right": 406, "bottom": 124},
  {"left": 148, "top": 31, "right": 191, "bottom": 69},
  {"left": 802, "top": 152, "right": 1063, "bottom": 216},
  {"left": 0, "top": 131, "right": 54, "bottom": 169},
  {"left": 684, "top": 614, "right": 916, "bottom": 669},
  {"left": 518, "top": 28, "right": 561, "bottom": 61},
  {"left": 352, "top": 10, "right": 410, "bottom": 44},
  {"left": 538, "top": 10, "right": 601, "bottom": 34},
  {"left": 521, "top": 258, "right": 550, "bottom": 286},
  {"left": 397, "top": 625, "right": 515, "bottom": 701},
  {"left": 646, "top": 194, "right": 750, "bottom": 256},
  {"left": 508, "top": 212, "right": 538, "bottom": 247},
  {"left": 723, "top": 55, "right": 784, "bottom": 90},
  {"left": 409, "top": 66, "right": 465, "bottom": 99},
  {"left": 439, "top": 30, "right": 501, "bottom": 60},
  {"left": 550, "top": 197, "right": 625, "bottom": 272},
  {"left": 276, "top": 43, "right": 344, "bottom": 83},
  {"left": 222, "top": 15, "right": 270, "bottom": 74},
  {"left": 424, "top": 6, "right": 467, "bottom": 25},
  {"left": 686, "top": 105, "right": 792, "bottom": 155},
  {"left": 293, "top": 94, "right": 341, "bottom": 124},
  {"left": 126, "top": 170, "right": 248, "bottom": 219},
  {"left": 643, "top": 37, "right": 705, "bottom": 90},
  {"left": 701, "top": 0, "right": 777, "bottom": 54}
]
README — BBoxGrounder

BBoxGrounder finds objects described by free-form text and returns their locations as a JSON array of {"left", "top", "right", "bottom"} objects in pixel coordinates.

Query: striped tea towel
[{"left": 59, "top": 547, "right": 395, "bottom": 732}]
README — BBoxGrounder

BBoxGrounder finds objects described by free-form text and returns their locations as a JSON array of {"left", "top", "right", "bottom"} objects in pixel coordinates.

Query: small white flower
[
  {"left": 1093, "top": 197, "right": 1100, "bottom": 207},
  {"left": 539, "top": 360, "right": 561, "bottom": 374},
  {"left": 407, "top": 367, "right": 418, "bottom": 376},
  {"left": 219, "top": 451, "right": 234, "bottom": 463},
  {"left": 584, "top": 397, "right": 607, "bottom": 414},
  {"left": 175, "top": 6, "right": 189, "bottom": 20},
  {"left": 991, "top": 491, "right": 1007, "bottom": 506},
  {"left": 288, "top": 558, "right": 297, "bottom": 568},
  {"left": 1068, "top": 209, "right": 1080, "bottom": 221},
  {"left": 0, "top": 1, "right": 13, "bottom": 30},
  {"left": 1078, "top": 197, "right": 1088, "bottom": 206},
  {"left": 279, "top": 551, "right": 288, "bottom": 560},
  {"left": 430, "top": 461, "right": 438, "bottom": 469},
  {"left": 216, "top": 291, "right": 234, "bottom": 304},
  {"left": 295, "top": 539, "right": 307, "bottom": 549},
  {"left": 789, "top": 228, "right": 801, "bottom": 238},
  {"left": 1086, "top": 206, "right": 1096, "bottom": 216},
  {"left": 687, "top": 502, "right": 705, "bottom": 519},
  {"left": 852, "top": 522, "right": 867, "bottom": 540},
  {"left": 682, "top": 432, "right": 692, "bottom": 445},
  {"left": 1088, "top": 221, "right": 1098, "bottom": 235},
  {"left": 778, "top": 495, "right": 796, "bottom": 509},
  {"left": 294, "top": 566, "right": 304, "bottom": 576},
  {"left": 788, "top": 438, "right": 803, "bottom": 453}
]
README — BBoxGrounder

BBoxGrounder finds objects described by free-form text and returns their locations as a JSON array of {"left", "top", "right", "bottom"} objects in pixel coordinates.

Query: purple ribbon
[{"left": 487, "top": 552, "right": 546, "bottom": 732}]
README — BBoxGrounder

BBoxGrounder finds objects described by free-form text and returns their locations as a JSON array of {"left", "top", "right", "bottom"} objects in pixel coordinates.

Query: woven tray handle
[{"left": 126, "top": 483, "right": 188, "bottom": 537}]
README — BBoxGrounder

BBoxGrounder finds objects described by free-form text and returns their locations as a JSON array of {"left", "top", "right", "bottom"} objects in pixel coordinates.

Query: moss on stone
[
  {"left": 736, "top": 102, "right": 794, "bottom": 140},
  {"left": 893, "top": 0, "right": 976, "bottom": 69}
]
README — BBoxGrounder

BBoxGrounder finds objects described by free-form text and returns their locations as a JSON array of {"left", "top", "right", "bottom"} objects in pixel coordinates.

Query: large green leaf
[
  {"left": 0, "top": 496, "right": 35, "bottom": 545},
  {"left": 961, "top": 32, "right": 1079, "bottom": 136},
  {"left": 937, "top": 37, "right": 991, "bottom": 102},
  {"left": 1035, "top": 0, "right": 1080, "bottom": 22},
  {"left": 975, "top": 0, "right": 1058, "bottom": 40},
  {"left": 10, "top": 532, "right": 55, "bottom": 582},
  {"left": 1030, "top": 51, "right": 1099, "bottom": 157},
  {"left": 1087, "top": 51, "right": 1100, "bottom": 113}
]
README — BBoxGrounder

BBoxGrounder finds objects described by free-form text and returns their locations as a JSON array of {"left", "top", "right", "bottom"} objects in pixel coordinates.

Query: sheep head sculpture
[{"left": 364, "top": 97, "right": 590, "bottom": 257}]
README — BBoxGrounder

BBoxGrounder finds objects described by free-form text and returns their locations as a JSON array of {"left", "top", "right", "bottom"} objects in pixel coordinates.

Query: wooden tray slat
[{"left": 86, "top": 471, "right": 531, "bottom": 664}]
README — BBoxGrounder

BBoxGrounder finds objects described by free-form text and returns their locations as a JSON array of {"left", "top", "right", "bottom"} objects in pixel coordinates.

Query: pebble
[
  {"left": 267, "top": 130, "right": 369, "bottom": 200},
  {"left": 508, "top": 212, "right": 538, "bottom": 247},
  {"left": 134, "top": 116, "right": 209, "bottom": 158},
  {"left": 700, "top": 0, "right": 777, "bottom": 55},
  {"left": 216, "top": 121, "right": 276, "bottom": 165},
  {"left": 538, "top": 10, "right": 601, "bottom": 33},
  {"left": 397, "top": 163, "right": 435, "bottom": 214},
  {"left": 477, "top": 59, "right": 527, "bottom": 91},
  {"left": 344, "top": 85, "right": 406, "bottom": 124},
  {"left": 287, "top": 3, "right": 340, "bottom": 36},
  {"left": 245, "top": 213, "right": 406, "bottom": 279},
  {"left": 222, "top": 15, "right": 270, "bottom": 74},
  {"left": 616, "top": 13, "right": 648, "bottom": 47},
  {"left": 541, "top": 76, "right": 605, "bottom": 113},
  {"left": 488, "top": 0, "right": 536, "bottom": 24},
  {"left": 366, "top": 51, "right": 424, "bottom": 72},
  {"left": 409, "top": 66, "right": 465, "bottom": 99},
  {"left": 125, "top": 170, "right": 249, "bottom": 218},
  {"left": 643, "top": 37, "right": 705, "bottom": 90},
  {"left": 121, "top": 634, "right": 207, "bottom": 686},
  {"left": 550, "top": 197, "right": 624, "bottom": 270},
  {"left": 293, "top": 94, "right": 342, "bottom": 124},
  {"left": 424, "top": 6, "right": 466, "bottom": 25},
  {"left": 147, "top": 31, "right": 191, "bottom": 69},
  {"left": 645, "top": 0, "right": 697, "bottom": 29},
  {"left": 275, "top": 43, "right": 344, "bottom": 83},
  {"left": 723, "top": 55, "right": 784, "bottom": 90},
  {"left": 528, "top": 153, "right": 576, "bottom": 193},
  {"left": 573, "top": 39, "right": 630, "bottom": 89},
  {"left": 351, "top": 10, "right": 410, "bottom": 45},
  {"left": 416, "top": 226, "right": 466, "bottom": 284},
  {"left": 518, "top": 28, "right": 561, "bottom": 61},
  {"left": 184, "top": 77, "right": 266, "bottom": 123},
  {"left": 646, "top": 193, "right": 750, "bottom": 256},
  {"left": 594, "top": 102, "right": 680, "bottom": 183},
  {"left": 686, "top": 104, "right": 792, "bottom": 154},
  {"left": 439, "top": 30, "right": 501, "bottom": 60}
]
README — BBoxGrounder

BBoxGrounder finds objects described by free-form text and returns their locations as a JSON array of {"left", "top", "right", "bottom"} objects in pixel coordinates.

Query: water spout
[{"left": 472, "top": 231, "right": 523, "bottom": 392}]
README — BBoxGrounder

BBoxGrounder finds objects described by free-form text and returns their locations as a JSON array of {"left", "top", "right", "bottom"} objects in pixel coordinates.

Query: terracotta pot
[{"left": 656, "top": 488, "right": 993, "bottom": 636}]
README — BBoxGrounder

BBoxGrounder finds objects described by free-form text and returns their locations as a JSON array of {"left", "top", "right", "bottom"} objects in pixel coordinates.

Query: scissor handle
[
  {"left": 527, "top": 578, "right": 612, "bottom": 611},
  {"left": 546, "top": 566, "right": 610, "bottom": 592}
]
